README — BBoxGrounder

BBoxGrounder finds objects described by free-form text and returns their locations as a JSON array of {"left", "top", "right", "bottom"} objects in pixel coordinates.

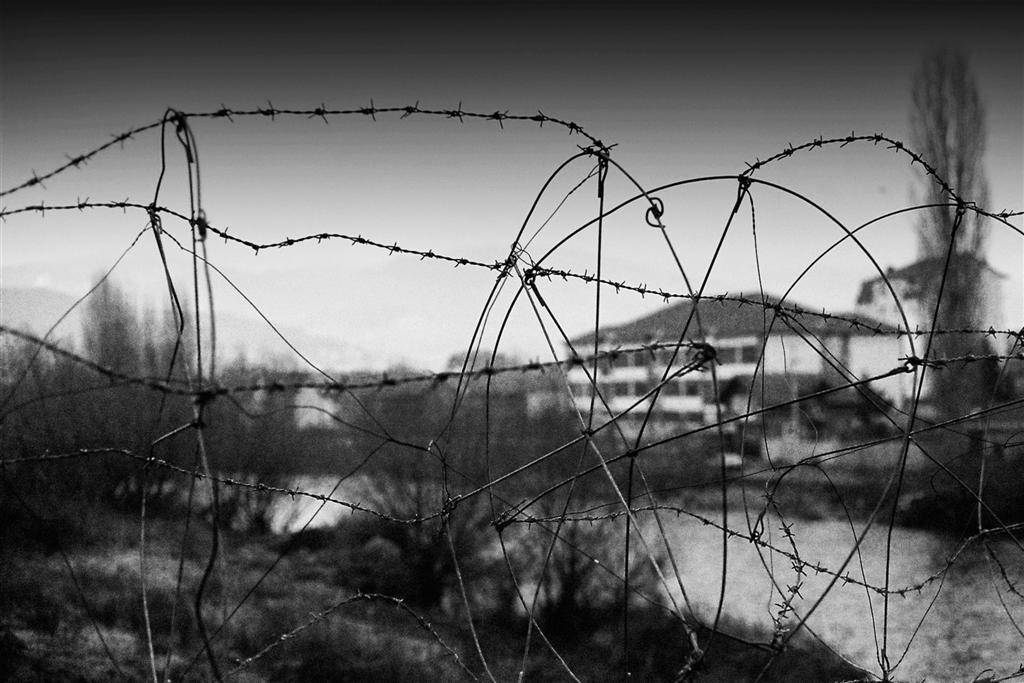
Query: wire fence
[{"left": 1, "top": 103, "right": 1023, "bottom": 682}]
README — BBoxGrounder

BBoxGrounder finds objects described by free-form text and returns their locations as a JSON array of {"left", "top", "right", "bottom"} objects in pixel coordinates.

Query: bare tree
[
  {"left": 909, "top": 48, "right": 994, "bottom": 418},
  {"left": 910, "top": 48, "right": 989, "bottom": 259}
]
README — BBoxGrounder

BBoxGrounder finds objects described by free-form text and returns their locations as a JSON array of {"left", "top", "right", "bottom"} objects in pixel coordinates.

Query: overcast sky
[{"left": 2, "top": 1, "right": 1021, "bottom": 370}]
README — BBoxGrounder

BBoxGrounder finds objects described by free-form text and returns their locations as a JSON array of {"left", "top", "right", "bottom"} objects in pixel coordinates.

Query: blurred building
[
  {"left": 563, "top": 294, "right": 906, "bottom": 455},
  {"left": 855, "top": 254, "right": 1005, "bottom": 340},
  {"left": 856, "top": 255, "right": 1010, "bottom": 420}
]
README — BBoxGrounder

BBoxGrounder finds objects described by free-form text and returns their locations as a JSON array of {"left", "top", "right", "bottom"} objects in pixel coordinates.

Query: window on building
[
  {"left": 659, "top": 347, "right": 681, "bottom": 367},
  {"left": 741, "top": 344, "right": 760, "bottom": 364},
  {"left": 570, "top": 381, "right": 588, "bottom": 396},
  {"left": 671, "top": 346, "right": 695, "bottom": 367},
  {"left": 682, "top": 410, "right": 703, "bottom": 423}
]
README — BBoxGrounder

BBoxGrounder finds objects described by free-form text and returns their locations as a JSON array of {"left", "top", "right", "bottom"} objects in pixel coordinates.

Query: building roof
[
  {"left": 569, "top": 293, "right": 886, "bottom": 347},
  {"left": 856, "top": 254, "right": 1005, "bottom": 305}
]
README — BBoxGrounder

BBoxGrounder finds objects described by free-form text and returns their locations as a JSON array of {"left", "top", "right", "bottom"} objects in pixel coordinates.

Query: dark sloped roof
[
  {"left": 856, "top": 255, "right": 1004, "bottom": 305},
  {"left": 569, "top": 293, "right": 886, "bottom": 346}
]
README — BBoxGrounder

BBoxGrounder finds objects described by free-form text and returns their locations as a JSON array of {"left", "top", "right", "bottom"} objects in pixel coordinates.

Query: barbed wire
[
  {"left": 508, "top": 504, "right": 1024, "bottom": 598},
  {"left": 10, "top": 377, "right": 1021, "bottom": 515},
  {"left": 0, "top": 122, "right": 166, "bottom": 198},
  {"left": 739, "top": 131, "right": 1023, "bottom": 220},
  {"left": 224, "top": 591, "right": 478, "bottom": 680},
  {"left": 3, "top": 200, "right": 1021, "bottom": 348},
  {"left": 0, "top": 103, "right": 607, "bottom": 199},
  {"left": 4, "top": 324, "right": 1019, "bottom": 415},
  {"left": 0, "top": 447, "right": 406, "bottom": 521},
  {"left": 0, "top": 441, "right": 1006, "bottom": 605},
  {"left": 0, "top": 199, "right": 508, "bottom": 270},
  {"left": 0, "top": 323, "right": 705, "bottom": 399},
  {"left": 5, "top": 107, "right": 1021, "bottom": 225},
  {"left": 8, "top": 436, "right": 1021, "bottom": 611},
  {"left": 4, "top": 107, "right": 1023, "bottom": 683}
]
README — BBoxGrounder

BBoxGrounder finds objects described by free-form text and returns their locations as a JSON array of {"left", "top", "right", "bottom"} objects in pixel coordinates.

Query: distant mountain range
[{"left": 0, "top": 286, "right": 377, "bottom": 372}]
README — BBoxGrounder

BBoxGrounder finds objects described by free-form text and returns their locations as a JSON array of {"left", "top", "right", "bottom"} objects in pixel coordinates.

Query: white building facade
[{"left": 564, "top": 295, "right": 908, "bottom": 442}]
